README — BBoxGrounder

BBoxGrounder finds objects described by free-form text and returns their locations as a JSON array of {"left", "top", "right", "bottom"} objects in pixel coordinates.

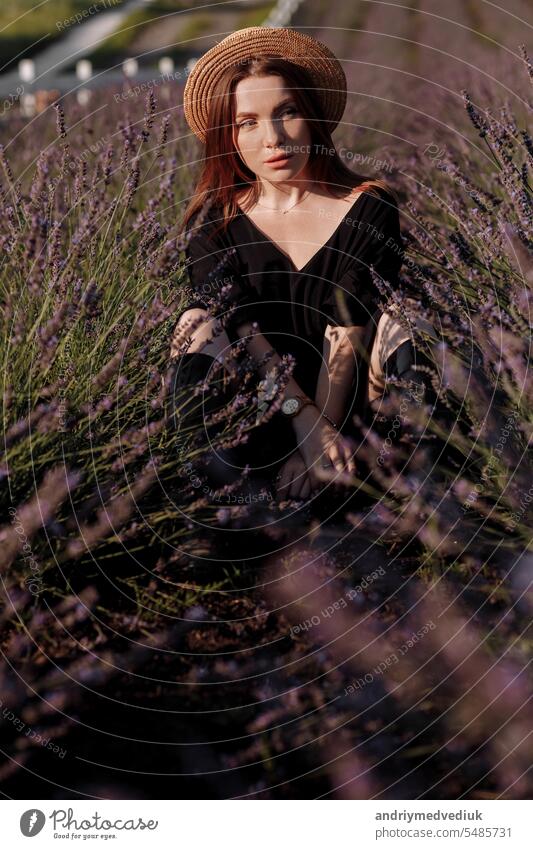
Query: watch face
[{"left": 282, "top": 398, "right": 300, "bottom": 416}]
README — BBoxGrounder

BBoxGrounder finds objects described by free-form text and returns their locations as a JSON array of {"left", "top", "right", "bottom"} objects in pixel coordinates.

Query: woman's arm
[
  {"left": 235, "top": 320, "right": 314, "bottom": 411},
  {"left": 315, "top": 324, "right": 367, "bottom": 428},
  {"left": 235, "top": 321, "right": 356, "bottom": 486},
  {"left": 316, "top": 187, "right": 404, "bottom": 423}
]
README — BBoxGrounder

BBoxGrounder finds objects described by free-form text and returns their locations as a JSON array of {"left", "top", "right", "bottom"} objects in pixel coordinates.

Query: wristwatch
[{"left": 280, "top": 395, "right": 315, "bottom": 418}]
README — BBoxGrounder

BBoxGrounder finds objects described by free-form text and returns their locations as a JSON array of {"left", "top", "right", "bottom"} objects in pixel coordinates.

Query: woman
[{"left": 169, "top": 27, "right": 428, "bottom": 504}]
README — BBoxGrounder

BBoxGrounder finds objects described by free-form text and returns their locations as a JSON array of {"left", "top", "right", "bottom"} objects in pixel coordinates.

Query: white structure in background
[
  {"left": 158, "top": 56, "right": 175, "bottom": 76},
  {"left": 262, "top": 0, "right": 305, "bottom": 27},
  {"left": 18, "top": 59, "right": 36, "bottom": 83},
  {"left": 77, "top": 88, "right": 92, "bottom": 105},
  {"left": 122, "top": 58, "right": 139, "bottom": 77},
  {"left": 76, "top": 59, "right": 92, "bottom": 82}
]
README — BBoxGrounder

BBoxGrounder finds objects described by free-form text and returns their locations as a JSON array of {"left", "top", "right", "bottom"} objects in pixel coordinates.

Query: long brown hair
[{"left": 179, "top": 55, "right": 397, "bottom": 238}]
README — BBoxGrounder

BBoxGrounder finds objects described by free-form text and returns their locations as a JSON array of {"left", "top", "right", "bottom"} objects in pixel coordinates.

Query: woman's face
[{"left": 232, "top": 74, "right": 312, "bottom": 184}]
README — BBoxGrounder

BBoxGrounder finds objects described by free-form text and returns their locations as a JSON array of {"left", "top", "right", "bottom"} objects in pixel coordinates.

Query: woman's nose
[{"left": 262, "top": 118, "right": 285, "bottom": 146}]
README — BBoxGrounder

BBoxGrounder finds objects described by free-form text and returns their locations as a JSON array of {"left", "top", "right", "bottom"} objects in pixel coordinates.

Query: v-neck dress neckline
[
  {"left": 180, "top": 185, "right": 404, "bottom": 401},
  {"left": 236, "top": 191, "right": 368, "bottom": 274}
]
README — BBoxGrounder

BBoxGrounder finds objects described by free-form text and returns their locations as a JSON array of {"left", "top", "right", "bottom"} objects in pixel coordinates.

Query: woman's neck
[{"left": 237, "top": 178, "right": 314, "bottom": 211}]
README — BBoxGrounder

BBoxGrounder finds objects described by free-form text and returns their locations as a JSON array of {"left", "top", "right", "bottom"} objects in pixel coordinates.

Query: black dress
[{"left": 177, "top": 186, "right": 405, "bottom": 479}]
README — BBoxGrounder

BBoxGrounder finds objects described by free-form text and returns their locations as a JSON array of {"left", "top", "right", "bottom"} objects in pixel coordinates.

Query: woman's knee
[
  {"left": 171, "top": 308, "right": 228, "bottom": 357},
  {"left": 177, "top": 307, "right": 214, "bottom": 340},
  {"left": 170, "top": 309, "right": 241, "bottom": 393},
  {"left": 368, "top": 312, "right": 437, "bottom": 404}
]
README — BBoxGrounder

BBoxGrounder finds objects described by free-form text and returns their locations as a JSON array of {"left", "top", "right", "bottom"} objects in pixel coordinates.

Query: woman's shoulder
[
  {"left": 339, "top": 183, "right": 403, "bottom": 261},
  {"left": 183, "top": 201, "right": 244, "bottom": 282},
  {"left": 330, "top": 184, "right": 399, "bottom": 235},
  {"left": 188, "top": 201, "right": 224, "bottom": 233},
  {"left": 184, "top": 201, "right": 229, "bottom": 255},
  {"left": 349, "top": 183, "right": 401, "bottom": 238},
  {"left": 357, "top": 181, "right": 400, "bottom": 209}
]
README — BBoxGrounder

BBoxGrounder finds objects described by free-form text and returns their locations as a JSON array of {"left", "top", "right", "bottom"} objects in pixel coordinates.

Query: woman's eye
[{"left": 237, "top": 107, "right": 298, "bottom": 129}]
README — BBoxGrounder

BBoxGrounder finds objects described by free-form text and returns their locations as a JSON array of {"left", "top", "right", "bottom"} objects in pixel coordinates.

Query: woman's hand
[
  {"left": 291, "top": 406, "right": 357, "bottom": 491},
  {"left": 275, "top": 450, "right": 312, "bottom": 501}
]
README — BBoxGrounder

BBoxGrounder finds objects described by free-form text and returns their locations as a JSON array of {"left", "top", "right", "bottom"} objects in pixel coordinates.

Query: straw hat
[{"left": 183, "top": 26, "right": 347, "bottom": 144}]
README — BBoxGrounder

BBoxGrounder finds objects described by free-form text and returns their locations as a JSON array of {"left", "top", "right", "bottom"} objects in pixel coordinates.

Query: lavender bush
[
  {"left": 349, "top": 47, "right": 532, "bottom": 564},
  {"left": 0, "top": 88, "right": 278, "bottom": 577}
]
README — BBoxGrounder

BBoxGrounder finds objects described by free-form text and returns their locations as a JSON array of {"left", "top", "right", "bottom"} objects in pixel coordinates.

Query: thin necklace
[{"left": 255, "top": 190, "right": 310, "bottom": 214}]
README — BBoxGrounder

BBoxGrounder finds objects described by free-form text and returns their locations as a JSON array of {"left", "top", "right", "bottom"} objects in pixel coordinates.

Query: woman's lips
[{"left": 264, "top": 155, "right": 293, "bottom": 169}]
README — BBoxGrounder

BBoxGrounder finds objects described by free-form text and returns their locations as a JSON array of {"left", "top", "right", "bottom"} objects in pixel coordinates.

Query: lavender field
[{"left": 0, "top": 1, "right": 532, "bottom": 800}]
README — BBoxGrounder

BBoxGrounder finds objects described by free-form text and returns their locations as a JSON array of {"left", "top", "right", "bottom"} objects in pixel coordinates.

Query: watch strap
[{"left": 294, "top": 395, "right": 314, "bottom": 416}]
